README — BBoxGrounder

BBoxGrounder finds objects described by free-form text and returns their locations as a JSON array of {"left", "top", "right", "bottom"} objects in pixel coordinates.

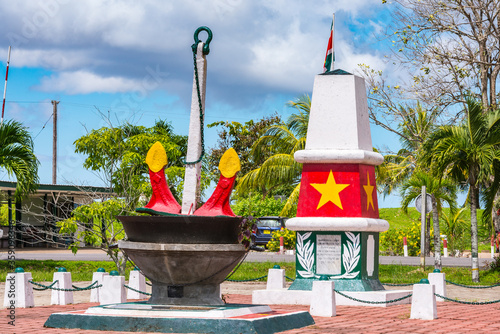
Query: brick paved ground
[{"left": 1, "top": 294, "right": 499, "bottom": 334}]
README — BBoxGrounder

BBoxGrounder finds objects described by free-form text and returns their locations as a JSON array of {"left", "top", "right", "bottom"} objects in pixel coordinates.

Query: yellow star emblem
[
  {"left": 311, "top": 171, "right": 350, "bottom": 210},
  {"left": 364, "top": 172, "right": 375, "bottom": 210}
]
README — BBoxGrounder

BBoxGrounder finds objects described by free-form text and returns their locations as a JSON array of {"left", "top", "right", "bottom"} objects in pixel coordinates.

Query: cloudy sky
[{"left": 0, "top": 0, "right": 401, "bottom": 206}]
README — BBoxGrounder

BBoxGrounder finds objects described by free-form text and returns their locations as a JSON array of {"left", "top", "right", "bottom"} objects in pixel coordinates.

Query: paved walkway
[{"left": 1, "top": 294, "right": 499, "bottom": 333}]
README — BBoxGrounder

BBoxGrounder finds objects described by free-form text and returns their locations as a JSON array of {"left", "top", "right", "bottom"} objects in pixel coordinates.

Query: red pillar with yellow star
[{"left": 286, "top": 71, "right": 389, "bottom": 292}]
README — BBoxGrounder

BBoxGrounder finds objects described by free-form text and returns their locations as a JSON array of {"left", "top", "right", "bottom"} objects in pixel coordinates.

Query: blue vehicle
[{"left": 251, "top": 216, "right": 288, "bottom": 247}]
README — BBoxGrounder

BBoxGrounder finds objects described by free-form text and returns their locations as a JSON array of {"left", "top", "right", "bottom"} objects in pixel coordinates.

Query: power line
[{"left": 33, "top": 114, "right": 53, "bottom": 139}]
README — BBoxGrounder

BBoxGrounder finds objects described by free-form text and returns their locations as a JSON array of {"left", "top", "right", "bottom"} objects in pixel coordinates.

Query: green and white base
[
  {"left": 44, "top": 302, "right": 315, "bottom": 334},
  {"left": 289, "top": 231, "right": 383, "bottom": 291}
]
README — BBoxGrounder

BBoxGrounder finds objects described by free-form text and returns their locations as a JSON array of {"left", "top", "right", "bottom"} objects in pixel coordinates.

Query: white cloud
[{"left": 36, "top": 71, "right": 140, "bottom": 95}]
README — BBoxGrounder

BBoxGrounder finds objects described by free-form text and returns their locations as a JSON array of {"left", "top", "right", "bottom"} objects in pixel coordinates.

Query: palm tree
[
  {"left": 426, "top": 98, "right": 500, "bottom": 282},
  {"left": 400, "top": 171, "right": 457, "bottom": 269},
  {"left": 377, "top": 103, "right": 438, "bottom": 196},
  {"left": 236, "top": 95, "right": 310, "bottom": 216},
  {"left": 0, "top": 120, "right": 39, "bottom": 199}
]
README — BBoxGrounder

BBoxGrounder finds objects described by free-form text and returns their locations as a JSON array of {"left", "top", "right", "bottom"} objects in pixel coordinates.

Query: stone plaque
[{"left": 316, "top": 234, "right": 342, "bottom": 275}]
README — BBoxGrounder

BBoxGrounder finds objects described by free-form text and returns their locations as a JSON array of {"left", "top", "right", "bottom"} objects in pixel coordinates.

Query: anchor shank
[{"left": 182, "top": 42, "right": 207, "bottom": 214}]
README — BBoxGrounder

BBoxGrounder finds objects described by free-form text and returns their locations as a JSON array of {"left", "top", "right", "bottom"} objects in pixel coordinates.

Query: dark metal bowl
[{"left": 117, "top": 215, "right": 243, "bottom": 244}]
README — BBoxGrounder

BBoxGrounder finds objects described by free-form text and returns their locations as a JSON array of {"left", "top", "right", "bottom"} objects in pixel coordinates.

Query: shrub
[
  {"left": 267, "top": 228, "right": 296, "bottom": 251},
  {"left": 380, "top": 221, "right": 433, "bottom": 256}
]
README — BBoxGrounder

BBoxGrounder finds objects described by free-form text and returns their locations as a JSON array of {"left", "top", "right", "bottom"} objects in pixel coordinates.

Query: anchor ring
[{"left": 192, "top": 26, "right": 213, "bottom": 55}]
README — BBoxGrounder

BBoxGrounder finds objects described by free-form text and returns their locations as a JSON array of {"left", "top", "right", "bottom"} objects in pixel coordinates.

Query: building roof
[{"left": 0, "top": 180, "right": 114, "bottom": 197}]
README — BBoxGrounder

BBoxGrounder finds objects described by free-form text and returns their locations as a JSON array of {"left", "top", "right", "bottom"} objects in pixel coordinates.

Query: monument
[
  {"left": 253, "top": 26, "right": 411, "bottom": 306},
  {"left": 44, "top": 27, "right": 314, "bottom": 333}
]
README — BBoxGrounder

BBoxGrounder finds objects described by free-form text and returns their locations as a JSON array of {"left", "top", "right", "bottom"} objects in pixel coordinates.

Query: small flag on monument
[{"left": 323, "top": 14, "right": 335, "bottom": 73}]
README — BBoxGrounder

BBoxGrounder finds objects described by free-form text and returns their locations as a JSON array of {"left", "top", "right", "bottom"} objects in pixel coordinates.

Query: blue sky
[{"left": 0, "top": 0, "right": 404, "bottom": 207}]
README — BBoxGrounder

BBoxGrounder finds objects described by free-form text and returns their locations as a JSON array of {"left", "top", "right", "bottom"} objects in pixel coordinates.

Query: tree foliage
[
  {"left": 0, "top": 120, "right": 39, "bottom": 200},
  {"left": 206, "top": 114, "right": 282, "bottom": 183},
  {"left": 74, "top": 119, "right": 188, "bottom": 206}
]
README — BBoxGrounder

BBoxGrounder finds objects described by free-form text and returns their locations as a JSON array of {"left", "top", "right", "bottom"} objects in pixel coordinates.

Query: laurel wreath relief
[{"left": 296, "top": 231, "right": 360, "bottom": 279}]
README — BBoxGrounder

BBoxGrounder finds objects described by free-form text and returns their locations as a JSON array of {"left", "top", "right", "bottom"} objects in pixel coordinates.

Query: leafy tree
[
  {"left": 441, "top": 208, "right": 469, "bottom": 256},
  {"left": 386, "top": 0, "right": 500, "bottom": 111},
  {"left": 425, "top": 98, "right": 500, "bottom": 281},
  {"left": 237, "top": 95, "right": 310, "bottom": 216},
  {"left": 206, "top": 114, "right": 282, "bottom": 183},
  {"left": 75, "top": 119, "right": 188, "bottom": 207},
  {"left": 0, "top": 120, "right": 39, "bottom": 199},
  {"left": 231, "top": 194, "right": 286, "bottom": 218},
  {"left": 58, "top": 198, "right": 136, "bottom": 275}
]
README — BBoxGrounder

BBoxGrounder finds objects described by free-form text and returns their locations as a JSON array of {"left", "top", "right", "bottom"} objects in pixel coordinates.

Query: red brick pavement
[{"left": 1, "top": 294, "right": 499, "bottom": 334}]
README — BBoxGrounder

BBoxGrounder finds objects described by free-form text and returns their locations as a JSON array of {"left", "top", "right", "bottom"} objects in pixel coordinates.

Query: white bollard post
[
  {"left": 443, "top": 238, "right": 448, "bottom": 258},
  {"left": 100, "top": 271, "right": 126, "bottom": 305},
  {"left": 51, "top": 268, "right": 74, "bottom": 305},
  {"left": 410, "top": 279, "right": 437, "bottom": 320},
  {"left": 266, "top": 266, "right": 286, "bottom": 290},
  {"left": 127, "top": 268, "right": 148, "bottom": 300},
  {"left": 403, "top": 236, "right": 408, "bottom": 257},
  {"left": 3, "top": 268, "right": 34, "bottom": 308},
  {"left": 428, "top": 270, "right": 446, "bottom": 302},
  {"left": 310, "top": 279, "right": 336, "bottom": 317},
  {"left": 90, "top": 268, "right": 109, "bottom": 303}
]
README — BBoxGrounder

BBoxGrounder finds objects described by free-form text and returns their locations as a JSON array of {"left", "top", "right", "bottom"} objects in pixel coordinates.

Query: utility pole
[{"left": 52, "top": 100, "right": 59, "bottom": 185}]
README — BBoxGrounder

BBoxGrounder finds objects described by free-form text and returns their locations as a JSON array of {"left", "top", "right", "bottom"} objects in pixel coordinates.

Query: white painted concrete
[
  {"left": 410, "top": 284, "right": 437, "bottom": 320},
  {"left": 101, "top": 275, "right": 126, "bottom": 305},
  {"left": 85, "top": 303, "right": 272, "bottom": 318},
  {"left": 266, "top": 268, "right": 286, "bottom": 290},
  {"left": 367, "top": 235, "right": 375, "bottom": 277},
  {"left": 182, "top": 42, "right": 207, "bottom": 214},
  {"left": 294, "top": 149, "right": 384, "bottom": 166},
  {"left": 305, "top": 74, "right": 373, "bottom": 151},
  {"left": 310, "top": 280, "right": 336, "bottom": 317},
  {"left": 51, "top": 272, "right": 74, "bottom": 305},
  {"left": 428, "top": 272, "right": 446, "bottom": 302},
  {"left": 252, "top": 289, "right": 312, "bottom": 305},
  {"left": 127, "top": 270, "right": 148, "bottom": 300},
  {"left": 253, "top": 289, "right": 412, "bottom": 307},
  {"left": 286, "top": 217, "right": 389, "bottom": 232},
  {"left": 3, "top": 272, "right": 34, "bottom": 308},
  {"left": 90, "top": 271, "right": 108, "bottom": 303}
]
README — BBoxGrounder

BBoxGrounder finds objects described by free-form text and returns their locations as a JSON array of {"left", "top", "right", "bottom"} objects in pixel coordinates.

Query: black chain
[
  {"left": 183, "top": 42, "right": 206, "bottom": 165},
  {"left": 383, "top": 282, "right": 415, "bottom": 286},
  {"left": 225, "top": 275, "right": 268, "bottom": 282},
  {"left": 435, "top": 293, "right": 500, "bottom": 305},
  {"left": 29, "top": 280, "right": 101, "bottom": 292},
  {"left": 334, "top": 289, "right": 413, "bottom": 304},
  {"left": 124, "top": 284, "right": 152, "bottom": 296},
  {"left": 445, "top": 279, "right": 500, "bottom": 289}
]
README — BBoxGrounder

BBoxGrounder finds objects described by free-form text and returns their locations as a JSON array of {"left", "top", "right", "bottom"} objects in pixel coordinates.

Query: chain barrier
[
  {"left": 146, "top": 281, "right": 152, "bottom": 286},
  {"left": 444, "top": 279, "right": 500, "bottom": 289},
  {"left": 435, "top": 293, "right": 500, "bottom": 305},
  {"left": 183, "top": 27, "right": 212, "bottom": 165},
  {"left": 382, "top": 282, "right": 415, "bottom": 286},
  {"left": 124, "top": 284, "right": 152, "bottom": 296},
  {"left": 30, "top": 280, "right": 58, "bottom": 291},
  {"left": 334, "top": 289, "right": 413, "bottom": 304},
  {"left": 225, "top": 274, "right": 268, "bottom": 282},
  {"left": 29, "top": 280, "right": 101, "bottom": 292},
  {"left": 285, "top": 276, "right": 295, "bottom": 281}
]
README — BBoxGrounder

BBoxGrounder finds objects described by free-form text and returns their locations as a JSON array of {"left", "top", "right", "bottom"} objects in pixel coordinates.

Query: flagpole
[
  {"left": 1, "top": 46, "right": 11, "bottom": 125},
  {"left": 331, "top": 13, "right": 335, "bottom": 71}
]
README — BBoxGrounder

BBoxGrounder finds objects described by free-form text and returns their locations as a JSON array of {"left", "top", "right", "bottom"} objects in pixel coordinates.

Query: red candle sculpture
[
  {"left": 194, "top": 148, "right": 240, "bottom": 216},
  {"left": 138, "top": 142, "right": 181, "bottom": 215}
]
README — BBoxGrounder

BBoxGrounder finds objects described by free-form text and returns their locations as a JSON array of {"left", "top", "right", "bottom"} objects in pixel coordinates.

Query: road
[{"left": 0, "top": 247, "right": 495, "bottom": 267}]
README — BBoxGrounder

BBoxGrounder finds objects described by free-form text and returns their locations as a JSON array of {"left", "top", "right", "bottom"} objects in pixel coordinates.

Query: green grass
[
  {"left": 379, "top": 207, "right": 493, "bottom": 252},
  {"left": 3, "top": 260, "right": 498, "bottom": 287}
]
